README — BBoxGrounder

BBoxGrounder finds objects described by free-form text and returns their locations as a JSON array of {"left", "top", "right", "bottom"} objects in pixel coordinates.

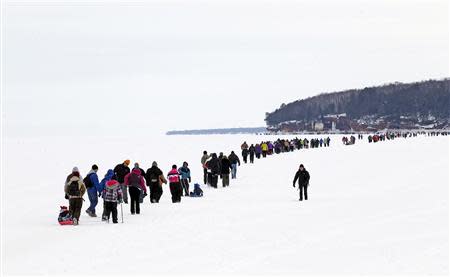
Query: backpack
[
  {"left": 83, "top": 173, "right": 93, "bottom": 189},
  {"left": 68, "top": 180, "right": 80, "bottom": 197},
  {"left": 128, "top": 173, "right": 141, "bottom": 188},
  {"left": 148, "top": 171, "right": 159, "bottom": 183},
  {"left": 104, "top": 186, "right": 120, "bottom": 202}
]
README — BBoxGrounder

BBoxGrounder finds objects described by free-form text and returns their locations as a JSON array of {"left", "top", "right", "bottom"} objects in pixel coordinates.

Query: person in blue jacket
[
  {"left": 85, "top": 164, "right": 100, "bottom": 217},
  {"left": 178, "top": 162, "right": 191, "bottom": 196},
  {"left": 98, "top": 169, "right": 115, "bottom": 221},
  {"left": 98, "top": 169, "right": 115, "bottom": 195}
]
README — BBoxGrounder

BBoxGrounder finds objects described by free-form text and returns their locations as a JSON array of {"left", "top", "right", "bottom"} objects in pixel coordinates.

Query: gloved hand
[
  {"left": 293, "top": 183, "right": 295, "bottom": 188},
  {"left": 189, "top": 178, "right": 191, "bottom": 183}
]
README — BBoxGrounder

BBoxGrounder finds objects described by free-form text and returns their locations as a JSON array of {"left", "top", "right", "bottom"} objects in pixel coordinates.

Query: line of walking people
[
  {"left": 239, "top": 136, "right": 332, "bottom": 164},
  {"left": 63, "top": 160, "right": 203, "bottom": 225}
]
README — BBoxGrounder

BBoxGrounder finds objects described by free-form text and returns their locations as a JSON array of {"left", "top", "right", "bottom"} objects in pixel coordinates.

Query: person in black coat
[
  {"left": 293, "top": 164, "right": 310, "bottom": 201},
  {"left": 242, "top": 148, "right": 249, "bottom": 164},
  {"left": 208, "top": 153, "right": 220, "bottom": 188},
  {"left": 248, "top": 144, "right": 255, "bottom": 164},
  {"left": 145, "top": 162, "right": 166, "bottom": 203},
  {"left": 220, "top": 155, "right": 232, "bottom": 187},
  {"left": 114, "top": 160, "right": 131, "bottom": 203}
]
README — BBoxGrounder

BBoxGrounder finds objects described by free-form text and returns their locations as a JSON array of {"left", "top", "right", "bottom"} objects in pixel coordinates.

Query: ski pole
[{"left": 120, "top": 202, "right": 124, "bottom": 223}]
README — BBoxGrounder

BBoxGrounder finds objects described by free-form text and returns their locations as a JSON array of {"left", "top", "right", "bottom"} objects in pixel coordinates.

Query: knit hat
[
  {"left": 72, "top": 167, "right": 79, "bottom": 173},
  {"left": 92, "top": 164, "right": 98, "bottom": 171},
  {"left": 124, "top": 160, "right": 130, "bottom": 166},
  {"left": 152, "top": 161, "right": 157, "bottom": 167},
  {"left": 134, "top": 162, "right": 139, "bottom": 168}
]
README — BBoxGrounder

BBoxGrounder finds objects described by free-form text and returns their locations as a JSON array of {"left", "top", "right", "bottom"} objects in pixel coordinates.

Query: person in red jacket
[
  {"left": 124, "top": 169, "right": 146, "bottom": 214},
  {"left": 167, "top": 165, "right": 182, "bottom": 203}
]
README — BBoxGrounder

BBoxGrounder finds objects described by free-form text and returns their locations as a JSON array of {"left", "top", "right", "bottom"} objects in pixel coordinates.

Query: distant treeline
[
  {"left": 265, "top": 79, "right": 450, "bottom": 127},
  {"left": 166, "top": 127, "right": 267, "bottom": 135}
]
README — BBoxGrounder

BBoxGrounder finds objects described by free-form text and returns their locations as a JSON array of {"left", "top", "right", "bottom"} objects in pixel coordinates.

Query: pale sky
[{"left": 2, "top": 0, "right": 449, "bottom": 137}]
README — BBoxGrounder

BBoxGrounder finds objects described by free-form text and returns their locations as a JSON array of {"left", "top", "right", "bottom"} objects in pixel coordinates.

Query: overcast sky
[{"left": 2, "top": 0, "right": 448, "bottom": 137}]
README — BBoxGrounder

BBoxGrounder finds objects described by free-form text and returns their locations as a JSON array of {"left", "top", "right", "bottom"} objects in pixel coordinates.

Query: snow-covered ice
[{"left": 2, "top": 134, "right": 448, "bottom": 275}]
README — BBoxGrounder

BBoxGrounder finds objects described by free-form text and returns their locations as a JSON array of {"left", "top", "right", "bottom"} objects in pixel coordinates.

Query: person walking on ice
[
  {"left": 64, "top": 169, "right": 87, "bottom": 225},
  {"left": 114, "top": 160, "right": 131, "bottom": 204},
  {"left": 178, "top": 162, "right": 191, "bottom": 196},
  {"left": 102, "top": 179, "right": 123, "bottom": 223},
  {"left": 293, "top": 164, "right": 310, "bottom": 201},
  {"left": 168, "top": 165, "right": 182, "bottom": 203}
]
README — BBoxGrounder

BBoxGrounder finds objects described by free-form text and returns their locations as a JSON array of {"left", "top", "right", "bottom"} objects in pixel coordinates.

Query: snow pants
[
  {"left": 150, "top": 182, "right": 163, "bottom": 203},
  {"left": 299, "top": 185, "right": 308, "bottom": 201},
  {"left": 69, "top": 198, "right": 83, "bottom": 220},
  {"left": 211, "top": 174, "right": 218, "bottom": 188},
  {"left": 87, "top": 187, "right": 98, "bottom": 214},
  {"left": 222, "top": 174, "right": 230, "bottom": 187},
  {"left": 249, "top": 154, "right": 254, "bottom": 163},
  {"left": 170, "top": 182, "right": 182, "bottom": 203},
  {"left": 181, "top": 179, "right": 190, "bottom": 196},
  {"left": 129, "top": 186, "right": 141, "bottom": 214},
  {"left": 203, "top": 168, "right": 208, "bottom": 185},
  {"left": 104, "top": 201, "right": 118, "bottom": 223}
]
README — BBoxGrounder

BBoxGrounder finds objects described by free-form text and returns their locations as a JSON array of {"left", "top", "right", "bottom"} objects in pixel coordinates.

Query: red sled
[
  {"left": 58, "top": 206, "right": 73, "bottom": 225},
  {"left": 59, "top": 220, "right": 74, "bottom": 225}
]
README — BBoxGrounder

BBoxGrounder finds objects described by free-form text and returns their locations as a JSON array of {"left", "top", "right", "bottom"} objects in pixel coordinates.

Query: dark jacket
[
  {"left": 249, "top": 146, "right": 255, "bottom": 155},
  {"left": 293, "top": 169, "right": 310, "bottom": 187},
  {"left": 208, "top": 154, "right": 220, "bottom": 175},
  {"left": 145, "top": 166, "right": 163, "bottom": 186},
  {"left": 220, "top": 158, "right": 232, "bottom": 174},
  {"left": 114, "top": 163, "right": 130, "bottom": 184},
  {"left": 228, "top": 153, "right": 241, "bottom": 165}
]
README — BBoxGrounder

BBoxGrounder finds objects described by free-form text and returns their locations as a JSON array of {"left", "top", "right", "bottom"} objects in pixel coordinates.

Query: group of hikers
[
  {"left": 239, "top": 137, "right": 332, "bottom": 164},
  {"left": 63, "top": 160, "right": 203, "bottom": 225},
  {"left": 368, "top": 131, "right": 423, "bottom": 143},
  {"left": 201, "top": 151, "right": 241, "bottom": 188},
  {"left": 342, "top": 135, "right": 356, "bottom": 145}
]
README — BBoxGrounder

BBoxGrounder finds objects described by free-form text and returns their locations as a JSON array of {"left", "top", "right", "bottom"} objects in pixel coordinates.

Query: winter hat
[
  {"left": 124, "top": 160, "right": 130, "bottom": 166},
  {"left": 183, "top": 161, "right": 188, "bottom": 166},
  {"left": 299, "top": 164, "right": 304, "bottom": 168},
  {"left": 172, "top": 164, "right": 177, "bottom": 169},
  {"left": 72, "top": 167, "right": 79, "bottom": 173},
  {"left": 92, "top": 164, "right": 98, "bottom": 171},
  {"left": 152, "top": 161, "right": 158, "bottom": 167},
  {"left": 134, "top": 162, "right": 139, "bottom": 168}
]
